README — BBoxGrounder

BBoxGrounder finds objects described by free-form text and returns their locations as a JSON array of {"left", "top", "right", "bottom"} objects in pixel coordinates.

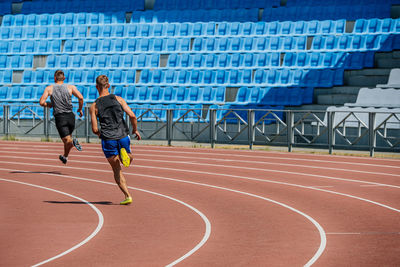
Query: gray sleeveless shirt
[{"left": 50, "top": 84, "right": 72, "bottom": 115}]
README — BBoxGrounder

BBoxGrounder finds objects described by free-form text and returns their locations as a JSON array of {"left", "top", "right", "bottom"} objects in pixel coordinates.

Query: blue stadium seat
[
  {"left": 230, "top": 54, "right": 243, "bottom": 67},
  {"left": 217, "top": 38, "right": 230, "bottom": 51},
  {"left": 242, "top": 69, "right": 252, "bottom": 84},
  {"left": 234, "top": 87, "right": 251, "bottom": 104},
  {"left": 201, "top": 86, "right": 216, "bottom": 104},
  {"left": 111, "top": 70, "right": 127, "bottom": 84},
  {"left": 125, "top": 86, "right": 138, "bottom": 103},
  {"left": 165, "top": 70, "right": 176, "bottom": 84},
  {"left": 162, "top": 86, "right": 176, "bottom": 103},
  {"left": 179, "top": 23, "right": 193, "bottom": 36},
  {"left": 177, "top": 70, "right": 190, "bottom": 84},
  {"left": 227, "top": 69, "right": 241, "bottom": 84},
  {"left": 254, "top": 69, "right": 266, "bottom": 84},
  {"left": 113, "top": 86, "right": 126, "bottom": 98},
  {"left": 167, "top": 54, "right": 179, "bottom": 67},
  {"left": 126, "top": 39, "right": 137, "bottom": 52},
  {"left": 126, "top": 70, "right": 136, "bottom": 84},
  {"left": 180, "top": 54, "right": 191, "bottom": 67},
  {"left": 217, "top": 54, "right": 230, "bottom": 67}
]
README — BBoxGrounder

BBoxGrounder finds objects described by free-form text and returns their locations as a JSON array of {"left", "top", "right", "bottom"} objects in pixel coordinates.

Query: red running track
[{"left": 0, "top": 140, "right": 399, "bottom": 266}]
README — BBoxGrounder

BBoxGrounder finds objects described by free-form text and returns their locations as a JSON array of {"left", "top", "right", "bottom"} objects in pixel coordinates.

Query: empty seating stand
[
  {"left": 345, "top": 87, "right": 400, "bottom": 108},
  {"left": 376, "top": 68, "right": 400, "bottom": 89}
]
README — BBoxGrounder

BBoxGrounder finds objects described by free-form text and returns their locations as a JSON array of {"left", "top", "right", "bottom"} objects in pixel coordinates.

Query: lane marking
[
  {"left": 1, "top": 144, "right": 399, "bottom": 169},
  {"left": 327, "top": 232, "right": 400, "bottom": 235},
  {"left": 0, "top": 166, "right": 326, "bottom": 267},
  {"left": 2, "top": 154, "right": 400, "bottom": 190},
  {"left": 0, "top": 178, "right": 104, "bottom": 267},
  {"left": 0, "top": 169, "right": 210, "bottom": 267}
]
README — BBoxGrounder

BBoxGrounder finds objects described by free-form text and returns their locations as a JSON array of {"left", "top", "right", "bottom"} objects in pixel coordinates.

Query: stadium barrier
[{"left": 0, "top": 104, "right": 399, "bottom": 156}]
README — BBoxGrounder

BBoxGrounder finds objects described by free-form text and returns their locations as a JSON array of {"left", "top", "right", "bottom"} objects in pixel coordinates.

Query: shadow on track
[
  {"left": 10, "top": 171, "right": 63, "bottom": 175},
  {"left": 44, "top": 200, "right": 115, "bottom": 205}
]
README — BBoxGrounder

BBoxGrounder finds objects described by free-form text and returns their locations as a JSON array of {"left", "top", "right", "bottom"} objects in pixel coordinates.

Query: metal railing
[{"left": 1, "top": 104, "right": 399, "bottom": 156}]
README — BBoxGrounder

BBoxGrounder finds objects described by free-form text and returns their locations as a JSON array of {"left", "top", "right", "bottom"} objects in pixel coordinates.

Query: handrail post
[
  {"left": 248, "top": 109, "right": 255, "bottom": 149},
  {"left": 210, "top": 109, "right": 216, "bottom": 148},
  {"left": 327, "top": 111, "right": 334, "bottom": 155},
  {"left": 85, "top": 106, "right": 90, "bottom": 143},
  {"left": 369, "top": 112, "right": 376, "bottom": 157},
  {"left": 4, "top": 105, "right": 9, "bottom": 138},
  {"left": 287, "top": 110, "right": 293, "bottom": 152},
  {"left": 44, "top": 106, "right": 49, "bottom": 141},
  {"left": 166, "top": 109, "right": 173, "bottom": 146}
]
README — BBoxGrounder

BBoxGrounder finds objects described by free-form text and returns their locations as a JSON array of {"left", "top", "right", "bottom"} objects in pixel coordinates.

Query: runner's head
[
  {"left": 96, "top": 75, "right": 110, "bottom": 92},
  {"left": 54, "top": 70, "right": 65, "bottom": 83}
]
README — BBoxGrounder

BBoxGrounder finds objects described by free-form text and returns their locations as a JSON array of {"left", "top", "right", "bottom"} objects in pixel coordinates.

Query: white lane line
[
  {"left": 310, "top": 186, "right": 335, "bottom": 188},
  {"left": 0, "top": 165, "right": 326, "bottom": 267},
  {"left": 1, "top": 144, "right": 399, "bottom": 169},
  {"left": 0, "top": 169, "right": 210, "bottom": 267},
  {"left": 360, "top": 185, "right": 386, "bottom": 187},
  {"left": 2, "top": 148, "right": 400, "bottom": 178},
  {"left": 0, "top": 177, "right": 104, "bottom": 267},
  {"left": 2, "top": 154, "right": 400, "bottom": 190}
]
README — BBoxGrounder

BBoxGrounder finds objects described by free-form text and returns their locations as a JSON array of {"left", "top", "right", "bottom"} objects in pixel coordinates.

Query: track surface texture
[{"left": 0, "top": 140, "right": 399, "bottom": 266}]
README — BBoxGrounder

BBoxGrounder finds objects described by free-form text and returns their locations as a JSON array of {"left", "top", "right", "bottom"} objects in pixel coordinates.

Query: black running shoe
[
  {"left": 59, "top": 155, "right": 67, "bottom": 164},
  {"left": 73, "top": 138, "right": 82, "bottom": 151}
]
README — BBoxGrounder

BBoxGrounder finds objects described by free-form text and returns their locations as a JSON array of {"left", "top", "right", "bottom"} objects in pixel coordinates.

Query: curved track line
[
  {"left": 0, "top": 165, "right": 326, "bottom": 266},
  {"left": 0, "top": 169, "right": 210, "bottom": 267},
  {"left": 0, "top": 177, "right": 104, "bottom": 267},
  {"left": 1, "top": 145, "right": 399, "bottom": 169},
  {"left": 2, "top": 154, "right": 400, "bottom": 190},
  {"left": 131, "top": 149, "right": 400, "bottom": 169},
  {"left": 2, "top": 148, "right": 400, "bottom": 179}
]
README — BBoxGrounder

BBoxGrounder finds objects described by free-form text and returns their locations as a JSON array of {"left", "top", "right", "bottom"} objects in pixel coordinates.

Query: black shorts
[{"left": 54, "top": 112, "right": 75, "bottom": 138}]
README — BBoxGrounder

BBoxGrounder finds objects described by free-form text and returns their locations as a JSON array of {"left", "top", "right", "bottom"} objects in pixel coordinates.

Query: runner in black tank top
[
  {"left": 90, "top": 74, "right": 141, "bottom": 205},
  {"left": 95, "top": 94, "right": 129, "bottom": 140},
  {"left": 39, "top": 70, "right": 84, "bottom": 164}
]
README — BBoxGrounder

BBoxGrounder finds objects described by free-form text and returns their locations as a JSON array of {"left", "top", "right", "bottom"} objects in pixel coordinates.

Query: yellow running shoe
[
  {"left": 120, "top": 148, "right": 130, "bottom": 167},
  {"left": 120, "top": 197, "right": 132, "bottom": 205}
]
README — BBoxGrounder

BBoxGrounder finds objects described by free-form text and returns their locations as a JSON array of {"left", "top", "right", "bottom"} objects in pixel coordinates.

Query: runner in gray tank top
[{"left": 40, "top": 70, "right": 84, "bottom": 164}]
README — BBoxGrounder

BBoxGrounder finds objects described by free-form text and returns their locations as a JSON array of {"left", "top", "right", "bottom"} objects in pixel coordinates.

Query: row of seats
[
  {"left": 287, "top": 0, "right": 399, "bottom": 5},
  {"left": 1, "top": 34, "right": 395, "bottom": 55},
  {"left": 1, "top": 12, "right": 126, "bottom": 27},
  {"left": 130, "top": 9, "right": 259, "bottom": 23},
  {"left": 21, "top": 0, "right": 144, "bottom": 14},
  {"left": 0, "top": 103, "right": 285, "bottom": 123},
  {"left": 0, "top": 85, "right": 311, "bottom": 107},
  {"left": 38, "top": 51, "right": 367, "bottom": 70},
  {"left": 0, "top": 55, "right": 33, "bottom": 69},
  {"left": 2, "top": 19, "right": 399, "bottom": 40},
  {"left": 262, "top": 4, "right": 391, "bottom": 21},
  {"left": 153, "top": 0, "right": 280, "bottom": 10},
  {"left": 14, "top": 68, "right": 342, "bottom": 87}
]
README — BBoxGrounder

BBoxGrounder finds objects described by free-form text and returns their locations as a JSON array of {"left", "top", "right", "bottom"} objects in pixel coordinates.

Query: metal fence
[{"left": 1, "top": 104, "right": 399, "bottom": 156}]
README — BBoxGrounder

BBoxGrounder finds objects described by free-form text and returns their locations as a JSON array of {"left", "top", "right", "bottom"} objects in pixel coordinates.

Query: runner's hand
[
  {"left": 77, "top": 109, "right": 83, "bottom": 117},
  {"left": 133, "top": 130, "right": 141, "bottom": 140}
]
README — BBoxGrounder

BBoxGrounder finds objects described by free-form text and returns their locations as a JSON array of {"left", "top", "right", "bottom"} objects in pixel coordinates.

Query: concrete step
[
  {"left": 317, "top": 94, "right": 357, "bottom": 105},
  {"left": 393, "top": 51, "right": 400, "bottom": 59},
  {"left": 344, "top": 75, "right": 388, "bottom": 86},
  {"left": 376, "top": 58, "right": 400, "bottom": 68},
  {"left": 315, "top": 86, "right": 361, "bottom": 96},
  {"left": 345, "top": 68, "right": 391, "bottom": 76},
  {"left": 287, "top": 104, "right": 331, "bottom": 111}
]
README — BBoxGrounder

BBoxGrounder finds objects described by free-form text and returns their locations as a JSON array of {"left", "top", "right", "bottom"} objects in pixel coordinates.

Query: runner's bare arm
[
  {"left": 115, "top": 96, "right": 141, "bottom": 140},
  {"left": 89, "top": 103, "right": 100, "bottom": 137},
  {"left": 39, "top": 86, "right": 52, "bottom": 108},
  {"left": 70, "top": 85, "right": 84, "bottom": 117}
]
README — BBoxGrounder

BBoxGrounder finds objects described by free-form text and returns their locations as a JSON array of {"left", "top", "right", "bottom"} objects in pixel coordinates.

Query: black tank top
[{"left": 95, "top": 94, "right": 129, "bottom": 140}]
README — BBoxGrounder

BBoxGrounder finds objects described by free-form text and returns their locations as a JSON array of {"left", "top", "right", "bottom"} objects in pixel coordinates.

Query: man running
[
  {"left": 89, "top": 75, "right": 141, "bottom": 205},
  {"left": 39, "top": 70, "right": 83, "bottom": 164}
]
